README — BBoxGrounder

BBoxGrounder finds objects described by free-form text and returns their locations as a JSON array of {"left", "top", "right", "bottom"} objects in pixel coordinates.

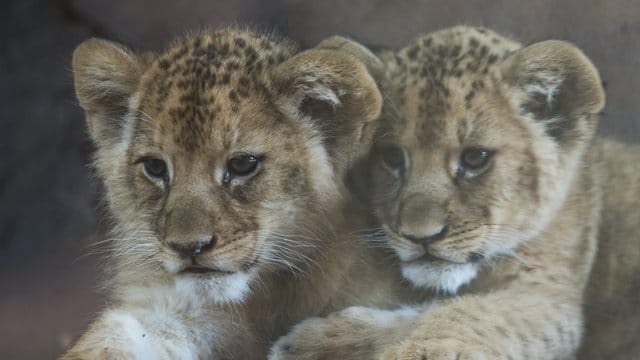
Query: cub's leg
[
  {"left": 269, "top": 305, "right": 425, "bottom": 360},
  {"left": 381, "top": 289, "right": 580, "bottom": 360},
  {"left": 271, "top": 289, "right": 580, "bottom": 360},
  {"left": 62, "top": 309, "right": 208, "bottom": 360},
  {"left": 62, "top": 287, "right": 253, "bottom": 359}
]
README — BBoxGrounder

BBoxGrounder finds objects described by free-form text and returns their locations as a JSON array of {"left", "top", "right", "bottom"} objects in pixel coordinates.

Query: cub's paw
[
  {"left": 380, "top": 339, "right": 491, "bottom": 360},
  {"left": 269, "top": 308, "right": 386, "bottom": 360}
]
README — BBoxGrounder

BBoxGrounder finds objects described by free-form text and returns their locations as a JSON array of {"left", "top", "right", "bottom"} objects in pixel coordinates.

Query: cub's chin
[
  {"left": 384, "top": 229, "right": 481, "bottom": 294},
  {"left": 400, "top": 261, "right": 479, "bottom": 295},
  {"left": 174, "top": 271, "right": 254, "bottom": 304},
  {"left": 160, "top": 257, "right": 257, "bottom": 304}
]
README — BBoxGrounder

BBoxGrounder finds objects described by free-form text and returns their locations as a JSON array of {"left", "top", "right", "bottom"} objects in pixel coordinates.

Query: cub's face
[
  {"left": 73, "top": 30, "right": 382, "bottom": 303},
  {"left": 124, "top": 75, "right": 323, "bottom": 301},
  {"left": 364, "top": 27, "right": 604, "bottom": 293}
]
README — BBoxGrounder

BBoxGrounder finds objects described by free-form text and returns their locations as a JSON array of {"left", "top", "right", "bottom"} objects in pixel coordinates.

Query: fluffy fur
[
  {"left": 63, "top": 28, "right": 424, "bottom": 359},
  {"left": 270, "top": 26, "right": 639, "bottom": 360}
]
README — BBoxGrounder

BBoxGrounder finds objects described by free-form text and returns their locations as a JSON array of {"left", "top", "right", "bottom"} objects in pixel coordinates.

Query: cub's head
[
  {"left": 72, "top": 28, "right": 382, "bottom": 303},
  {"left": 356, "top": 27, "right": 604, "bottom": 293}
]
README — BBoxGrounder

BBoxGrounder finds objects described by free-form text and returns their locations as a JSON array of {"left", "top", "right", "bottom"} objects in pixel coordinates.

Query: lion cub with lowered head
[
  {"left": 63, "top": 28, "right": 421, "bottom": 359},
  {"left": 270, "top": 26, "right": 640, "bottom": 359}
]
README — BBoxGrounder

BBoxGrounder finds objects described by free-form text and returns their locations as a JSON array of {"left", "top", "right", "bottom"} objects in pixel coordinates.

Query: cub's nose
[
  {"left": 402, "top": 224, "right": 448, "bottom": 245},
  {"left": 398, "top": 193, "right": 448, "bottom": 245},
  {"left": 167, "top": 235, "right": 217, "bottom": 258}
]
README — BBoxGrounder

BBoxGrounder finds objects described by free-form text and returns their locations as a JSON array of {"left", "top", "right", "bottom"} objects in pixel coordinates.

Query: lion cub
[
  {"left": 270, "top": 26, "right": 640, "bottom": 359},
  {"left": 63, "top": 28, "right": 419, "bottom": 359}
]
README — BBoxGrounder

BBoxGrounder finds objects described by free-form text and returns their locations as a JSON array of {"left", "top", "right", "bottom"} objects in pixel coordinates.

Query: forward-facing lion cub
[
  {"left": 64, "top": 28, "right": 421, "bottom": 359},
  {"left": 270, "top": 26, "right": 640, "bottom": 359}
]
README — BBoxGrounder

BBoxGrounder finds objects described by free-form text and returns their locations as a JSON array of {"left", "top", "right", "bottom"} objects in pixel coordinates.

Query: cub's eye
[
  {"left": 380, "top": 146, "right": 405, "bottom": 170},
  {"left": 460, "top": 148, "right": 492, "bottom": 171},
  {"left": 227, "top": 154, "right": 260, "bottom": 177},
  {"left": 143, "top": 158, "right": 168, "bottom": 179}
]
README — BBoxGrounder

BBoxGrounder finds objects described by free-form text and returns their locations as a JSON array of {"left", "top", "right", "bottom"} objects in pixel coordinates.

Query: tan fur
[
  {"left": 578, "top": 140, "right": 640, "bottom": 359},
  {"left": 63, "top": 28, "right": 424, "bottom": 359},
  {"left": 270, "top": 26, "right": 639, "bottom": 360}
]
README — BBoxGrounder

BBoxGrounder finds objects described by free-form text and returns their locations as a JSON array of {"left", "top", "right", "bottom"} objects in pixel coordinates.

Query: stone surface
[{"left": 1, "top": 0, "right": 638, "bottom": 358}]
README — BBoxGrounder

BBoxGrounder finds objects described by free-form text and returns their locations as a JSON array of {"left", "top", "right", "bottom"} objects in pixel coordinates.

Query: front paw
[
  {"left": 380, "top": 339, "right": 491, "bottom": 360},
  {"left": 269, "top": 310, "right": 380, "bottom": 360}
]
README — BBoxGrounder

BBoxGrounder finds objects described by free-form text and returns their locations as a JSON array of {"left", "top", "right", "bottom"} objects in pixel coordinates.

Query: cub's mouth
[
  {"left": 408, "top": 247, "right": 485, "bottom": 266},
  {"left": 413, "top": 252, "right": 454, "bottom": 264},
  {"left": 180, "top": 266, "right": 235, "bottom": 276},
  {"left": 384, "top": 226, "right": 483, "bottom": 265},
  {"left": 178, "top": 256, "right": 260, "bottom": 276},
  {"left": 172, "top": 261, "right": 257, "bottom": 304}
]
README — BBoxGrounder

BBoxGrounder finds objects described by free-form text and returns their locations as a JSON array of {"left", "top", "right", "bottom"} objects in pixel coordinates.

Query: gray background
[{"left": 1, "top": 0, "right": 638, "bottom": 358}]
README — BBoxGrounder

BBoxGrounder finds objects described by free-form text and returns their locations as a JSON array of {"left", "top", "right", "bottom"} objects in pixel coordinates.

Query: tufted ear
[
  {"left": 272, "top": 40, "right": 383, "bottom": 175},
  {"left": 72, "top": 38, "right": 146, "bottom": 147},
  {"left": 500, "top": 40, "right": 605, "bottom": 144},
  {"left": 314, "top": 35, "right": 385, "bottom": 82}
]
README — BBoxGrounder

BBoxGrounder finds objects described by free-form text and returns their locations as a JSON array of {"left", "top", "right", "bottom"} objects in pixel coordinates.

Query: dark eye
[
  {"left": 143, "top": 158, "right": 168, "bottom": 179},
  {"left": 380, "top": 146, "right": 405, "bottom": 170},
  {"left": 460, "top": 148, "right": 492, "bottom": 171},
  {"left": 227, "top": 154, "right": 260, "bottom": 177}
]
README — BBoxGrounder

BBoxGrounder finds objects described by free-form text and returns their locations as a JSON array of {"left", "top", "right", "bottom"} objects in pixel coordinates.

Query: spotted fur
[
  {"left": 270, "top": 26, "right": 637, "bottom": 360},
  {"left": 63, "top": 28, "right": 423, "bottom": 359}
]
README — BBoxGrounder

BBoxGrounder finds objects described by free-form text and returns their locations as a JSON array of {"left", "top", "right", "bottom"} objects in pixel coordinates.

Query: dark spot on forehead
[
  {"left": 472, "top": 80, "right": 485, "bottom": 89},
  {"left": 415, "top": 111, "right": 449, "bottom": 146},
  {"left": 234, "top": 37, "right": 247, "bottom": 48},
  {"left": 171, "top": 46, "right": 189, "bottom": 62},
  {"left": 192, "top": 36, "right": 202, "bottom": 48},
  {"left": 387, "top": 27, "right": 522, "bottom": 136},
  {"left": 261, "top": 39, "right": 272, "bottom": 50},
  {"left": 159, "top": 59, "right": 170, "bottom": 70},
  {"left": 457, "top": 118, "right": 469, "bottom": 143},
  {"left": 465, "top": 91, "right": 476, "bottom": 109},
  {"left": 225, "top": 61, "right": 239, "bottom": 72},
  {"left": 138, "top": 29, "right": 295, "bottom": 152}
]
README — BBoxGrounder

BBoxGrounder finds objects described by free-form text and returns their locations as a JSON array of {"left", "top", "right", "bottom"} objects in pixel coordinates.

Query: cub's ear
[
  {"left": 272, "top": 39, "right": 383, "bottom": 175},
  {"left": 500, "top": 40, "right": 605, "bottom": 144},
  {"left": 72, "top": 38, "right": 146, "bottom": 146},
  {"left": 314, "top": 35, "right": 385, "bottom": 81}
]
